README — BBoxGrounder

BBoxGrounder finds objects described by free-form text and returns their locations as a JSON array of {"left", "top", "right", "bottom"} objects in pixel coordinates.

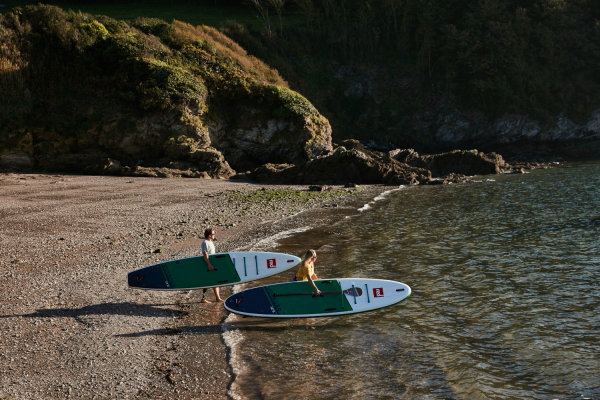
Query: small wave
[
  {"left": 358, "top": 203, "right": 372, "bottom": 212},
  {"left": 358, "top": 185, "right": 405, "bottom": 212}
]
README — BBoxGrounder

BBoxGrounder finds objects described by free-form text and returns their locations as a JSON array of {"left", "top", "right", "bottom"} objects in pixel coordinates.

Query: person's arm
[
  {"left": 203, "top": 251, "right": 215, "bottom": 270},
  {"left": 307, "top": 274, "right": 321, "bottom": 296}
]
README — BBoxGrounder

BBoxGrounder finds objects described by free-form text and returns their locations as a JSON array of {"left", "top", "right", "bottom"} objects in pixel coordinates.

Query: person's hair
[
  {"left": 204, "top": 228, "right": 214, "bottom": 239},
  {"left": 302, "top": 249, "right": 316, "bottom": 263}
]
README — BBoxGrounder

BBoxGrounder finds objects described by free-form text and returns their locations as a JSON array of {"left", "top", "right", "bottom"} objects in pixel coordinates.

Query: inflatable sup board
[
  {"left": 224, "top": 278, "right": 411, "bottom": 318},
  {"left": 128, "top": 252, "right": 301, "bottom": 290}
]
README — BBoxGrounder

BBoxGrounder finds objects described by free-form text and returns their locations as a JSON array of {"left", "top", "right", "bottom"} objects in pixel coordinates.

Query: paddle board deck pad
[
  {"left": 224, "top": 278, "right": 411, "bottom": 318},
  {"left": 128, "top": 252, "right": 301, "bottom": 290}
]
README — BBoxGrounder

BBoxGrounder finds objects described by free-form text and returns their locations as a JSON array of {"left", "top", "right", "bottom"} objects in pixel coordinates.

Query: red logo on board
[
  {"left": 267, "top": 259, "right": 276, "bottom": 268},
  {"left": 373, "top": 288, "right": 384, "bottom": 297}
]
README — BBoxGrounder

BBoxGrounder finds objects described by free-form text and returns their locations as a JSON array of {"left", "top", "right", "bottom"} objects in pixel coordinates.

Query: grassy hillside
[{"left": 0, "top": 4, "right": 322, "bottom": 142}]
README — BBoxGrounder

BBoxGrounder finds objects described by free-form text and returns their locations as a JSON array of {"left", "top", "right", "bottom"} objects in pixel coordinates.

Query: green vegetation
[
  {"left": 0, "top": 4, "right": 325, "bottom": 150},
  {"left": 227, "top": 187, "right": 350, "bottom": 205},
  {"left": 259, "top": 85, "right": 319, "bottom": 119},
  {"left": 2, "top": 0, "right": 599, "bottom": 151},
  {"left": 221, "top": 0, "right": 600, "bottom": 132}
]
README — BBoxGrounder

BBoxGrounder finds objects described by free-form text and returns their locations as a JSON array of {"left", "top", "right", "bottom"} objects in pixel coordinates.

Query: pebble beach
[{"left": 0, "top": 173, "right": 391, "bottom": 400}]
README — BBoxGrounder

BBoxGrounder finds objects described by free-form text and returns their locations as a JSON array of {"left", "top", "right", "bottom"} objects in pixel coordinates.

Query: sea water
[{"left": 224, "top": 161, "right": 600, "bottom": 399}]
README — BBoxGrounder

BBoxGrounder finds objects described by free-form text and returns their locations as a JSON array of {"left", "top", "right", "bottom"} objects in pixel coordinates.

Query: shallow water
[{"left": 224, "top": 161, "right": 600, "bottom": 399}]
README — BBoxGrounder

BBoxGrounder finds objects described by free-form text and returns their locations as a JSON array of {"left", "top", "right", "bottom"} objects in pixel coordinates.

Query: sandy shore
[{"left": 0, "top": 173, "right": 390, "bottom": 400}]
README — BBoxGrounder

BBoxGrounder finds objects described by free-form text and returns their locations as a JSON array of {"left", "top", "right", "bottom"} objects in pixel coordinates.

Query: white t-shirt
[{"left": 201, "top": 239, "right": 215, "bottom": 255}]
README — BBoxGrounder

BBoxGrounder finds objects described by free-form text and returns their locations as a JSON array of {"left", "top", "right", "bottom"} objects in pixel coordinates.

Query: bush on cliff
[{"left": 0, "top": 5, "right": 320, "bottom": 149}]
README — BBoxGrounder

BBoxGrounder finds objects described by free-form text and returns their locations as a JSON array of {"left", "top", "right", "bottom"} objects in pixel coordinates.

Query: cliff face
[
  {"left": 0, "top": 6, "right": 332, "bottom": 176},
  {"left": 332, "top": 65, "right": 600, "bottom": 160},
  {"left": 0, "top": 102, "right": 332, "bottom": 177}
]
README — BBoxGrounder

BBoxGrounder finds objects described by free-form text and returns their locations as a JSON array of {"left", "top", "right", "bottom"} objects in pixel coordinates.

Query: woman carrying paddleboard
[{"left": 294, "top": 250, "right": 321, "bottom": 297}]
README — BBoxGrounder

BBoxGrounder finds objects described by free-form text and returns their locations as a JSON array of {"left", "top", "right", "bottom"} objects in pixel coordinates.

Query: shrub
[{"left": 258, "top": 85, "right": 318, "bottom": 120}]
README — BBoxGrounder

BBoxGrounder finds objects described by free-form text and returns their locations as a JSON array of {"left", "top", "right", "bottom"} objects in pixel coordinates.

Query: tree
[
  {"left": 268, "top": 0, "right": 286, "bottom": 37},
  {"left": 249, "top": 0, "right": 273, "bottom": 36}
]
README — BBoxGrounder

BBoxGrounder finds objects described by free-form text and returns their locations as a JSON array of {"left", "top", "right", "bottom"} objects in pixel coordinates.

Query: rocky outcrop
[
  {"left": 390, "top": 149, "right": 506, "bottom": 177},
  {"left": 252, "top": 146, "right": 432, "bottom": 185},
  {"left": 208, "top": 107, "right": 332, "bottom": 172},
  {"left": 249, "top": 144, "right": 512, "bottom": 185},
  {"left": 0, "top": 104, "right": 331, "bottom": 179},
  {"left": 0, "top": 9, "right": 334, "bottom": 177}
]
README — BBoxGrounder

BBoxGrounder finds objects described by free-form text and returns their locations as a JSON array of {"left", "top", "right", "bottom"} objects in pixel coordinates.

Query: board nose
[{"left": 127, "top": 272, "right": 140, "bottom": 288}]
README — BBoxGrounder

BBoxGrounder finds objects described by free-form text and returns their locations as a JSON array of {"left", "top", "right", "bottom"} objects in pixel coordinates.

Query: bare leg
[
  {"left": 214, "top": 287, "right": 223, "bottom": 302},
  {"left": 201, "top": 288, "right": 211, "bottom": 303}
]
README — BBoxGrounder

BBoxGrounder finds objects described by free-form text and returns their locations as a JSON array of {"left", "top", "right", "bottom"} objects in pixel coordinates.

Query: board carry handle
[
  {"left": 352, "top": 283, "right": 357, "bottom": 304},
  {"left": 243, "top": 257, "right": 247, "bottom": 277},
  {"left": 255, "top": 255, "right": 259, "bottom": 275},
  {"left": 273, "top": 291, "right": 338, "bottom": 297},
  {"left": 365, "top": 284, "right": 370, "bottom": 303},
  {"left": 274, "top": 287, "right": 363, "bottom": 297}
]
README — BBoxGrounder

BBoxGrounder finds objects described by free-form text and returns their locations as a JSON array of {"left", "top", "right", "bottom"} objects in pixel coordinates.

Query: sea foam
[{"left": 358, "top": 185, "right": 405, "bottom": 212}]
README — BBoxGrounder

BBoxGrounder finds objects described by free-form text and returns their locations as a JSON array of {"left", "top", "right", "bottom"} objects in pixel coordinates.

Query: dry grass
[{"left": 170, "top": 20, "right": 287, "bottom": 87}]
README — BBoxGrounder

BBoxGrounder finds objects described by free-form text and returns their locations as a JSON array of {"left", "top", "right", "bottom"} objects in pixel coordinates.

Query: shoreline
[{"left": 0, "top": 173, "right": 392, "bottom": 399}]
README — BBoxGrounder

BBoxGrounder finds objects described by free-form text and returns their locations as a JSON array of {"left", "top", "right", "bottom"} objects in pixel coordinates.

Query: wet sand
[{"left": 0, "top": 173, "right": 390, "bottom": 399}]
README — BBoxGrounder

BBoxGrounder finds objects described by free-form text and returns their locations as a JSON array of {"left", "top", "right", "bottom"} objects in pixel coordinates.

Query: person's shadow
[{"left": 1, "top": 301, "right": 189, "bottom": 325}]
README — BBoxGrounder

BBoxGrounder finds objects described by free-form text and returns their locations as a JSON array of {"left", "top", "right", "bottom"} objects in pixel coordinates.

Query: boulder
[
  {"left": 0, "top": 130, "right": 34, "bottom": 171},
  {"left": 0, "top": 151, "right": 32, "bottom": 170},
  {"left": 208, "top": 105, "right": 333, "bottom": 171},
  {"left": 390, "top": 148, "right": 506, "bottom": 177}
]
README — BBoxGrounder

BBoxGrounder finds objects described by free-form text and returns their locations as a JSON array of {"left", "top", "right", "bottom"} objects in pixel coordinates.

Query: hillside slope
[{"left": 0, "top": 5, "right": 332, "bottom": 175}]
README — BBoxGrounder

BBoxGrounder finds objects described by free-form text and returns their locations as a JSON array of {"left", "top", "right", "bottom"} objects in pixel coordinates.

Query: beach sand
[{"left": 0, "top": 173, "right": 391, "bottom": 399}]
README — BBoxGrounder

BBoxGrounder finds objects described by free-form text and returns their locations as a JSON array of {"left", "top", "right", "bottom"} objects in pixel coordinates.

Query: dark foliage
[{"left": 225, "top": 0, "right": 600, "bottom": 121}]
